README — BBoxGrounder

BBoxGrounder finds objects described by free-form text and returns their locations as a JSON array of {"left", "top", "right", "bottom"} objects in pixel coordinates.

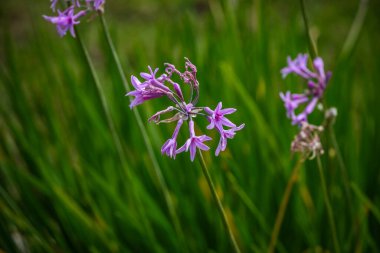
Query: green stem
[
  {"left": 97, "top": 13, "right": 186, "bottom": 250},
  {"left": 340, "top": 0, "right": 369, "bottom": 59},
  {"left": 268, "top": 158, "right": 303, "bottom": 253},
  {"left": 74, "top": 28, "right": 158, "bottom": 249},
  {"left": 198, "top": 152, "right": 241, "bottom": 253},
  {"left": 300, "top": 0, "right": 318, "bottom": 59},
  {"left": 317, "top": 156, "right": 340, "bottom": 253},
  {"left": 75, "top": 27, "right": 127, "bottom": 168},
  {"left": 328, "top": 124, "right": 353, "bottom": 215}
]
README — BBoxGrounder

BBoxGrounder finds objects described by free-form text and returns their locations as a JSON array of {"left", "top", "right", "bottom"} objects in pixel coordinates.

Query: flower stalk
[
  {"left": 317, "top": 156, "right": 340, "bottom": 253},
  {"left": 300, "top": 0, "right": 318, "bottom": 59},
  {"left": 74, "top": 27, "right": 158, "bottom": 246},
  {"left": 97, "top": 12, "right": 188, "bottom": 250},
  {"left": 198, "top": 151, "right": 242, "bottom": 253},
  {"left": 268, "top": 158, "right": 303, "bottom": 253}
]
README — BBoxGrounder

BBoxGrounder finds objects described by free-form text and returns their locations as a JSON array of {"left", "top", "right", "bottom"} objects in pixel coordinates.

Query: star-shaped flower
[{"left": 176, "top": 121, "right": 212, "bottom": 161}]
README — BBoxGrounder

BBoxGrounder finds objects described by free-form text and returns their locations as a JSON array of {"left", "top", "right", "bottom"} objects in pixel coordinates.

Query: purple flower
[
  {"left": 280, "top": 54, "right": 331, "bottom": 125},
  {"left": 43, "top": 6, "right": 86, "bottom": 38},
  {"left": 140, "top": 66, "right": 172, "bottom": 93},
  {"left": 50, "top": 0, "right": 59, "bottom": 11},
  {"left": 93, "top": 0, "right": 105, "bottom": 10},
  {"left": 281, "top": 54, "right": 317, "bottom": 79},
  {"left": 50, "top": 0, "right": 81, "bottom": 11},
  {"left": 126, "top": 75, "right": 169, "bottom": 108},
  {"left": 215, "top": 124, "right": 245, "bottom": 156},
  {"left": 129, "top": 59, "right": 244, "bottom": 161},
  {"left": 161, "top": 119, "right": 183, "bottom": 158},
  {"left": 176, "top": 121, "right": 212, "bottom": 161},
  {"left": 279, "top": 92, "right": 308, "bottom": 119},
  {"left": 204, "top": 102, "right": 237, "bottom": 132}
]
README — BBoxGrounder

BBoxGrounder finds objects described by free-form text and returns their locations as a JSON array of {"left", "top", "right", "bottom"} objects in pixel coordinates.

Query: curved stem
[
  {"left": 97, "top": 13, "right": 186, "bottom": 250},
  {"left": 74, "top": 28, "right": 158, "bottom": 246},
  {"left": 268, "top": 158, "right": 303, "bottom": 253},
  {"left": 300, "top": 0, "right": 318, "bottom": 59},
  {"left": 198, "top": 152, "right": 241, "bottom": 253},
  {"left": 340, "top": 0, "right": 369, "bottom": 59},
  {"left": 317, "top": 155, "right": 340, "bottom": 253},
  {"left": 75, "top": 27, "right": 126, "bottom": 169}
]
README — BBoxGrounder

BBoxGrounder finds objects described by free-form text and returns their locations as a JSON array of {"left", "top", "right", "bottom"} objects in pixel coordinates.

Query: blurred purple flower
[
  {"left": 50, "top": 0, "right": 59, "bottom": 11},
  {"left": 45, "top": 0, "right": 106, "bottom": 37},
  {"left": 281, "top": 54, "right": 317, "bottom": 79},
  {"left": 176, "top": 121, "right": 212, "bottom": 161},
  {"left": 93, "top": 0, "right": 105, "bottom": 10},
  {"left": 280, "top": 54, "right": 331, "bottom": 125},
  {"left": 43, "top": 6, "right": 86, "bottom": 37}
]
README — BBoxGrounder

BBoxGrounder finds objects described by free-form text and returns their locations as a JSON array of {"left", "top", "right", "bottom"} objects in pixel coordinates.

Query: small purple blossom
[
  {"left": 50, "top": 0, "right": 59, "bottom": 11},
  {"left": 127, "top": 58, "right": 244, "bottom": 161},
  {"left": 161, "top": 119, "right": 184, "bottom": 159},
  {"left": 44, "top": 0, "right": 106, "bottom": 37},
  {"left": 204, "top": 102, "right": 237, "bottom": 132},
  {"left": 280, "top": 54, "right": 331, "bottom": 125},
  {"left": 43, "top": 6, "right": 86, "bottom": 37},
  {"left": 91, "top": 0, "right": 105, "bottom": 10},
  {"left": 176, "top": 121, "right": 212, "bottom": 161},
  {"left": 126, "top": 75, "right": 169, "bottom": 108},
  {"left": 215, "top": 124, "right": 245, "bottom": 156}
]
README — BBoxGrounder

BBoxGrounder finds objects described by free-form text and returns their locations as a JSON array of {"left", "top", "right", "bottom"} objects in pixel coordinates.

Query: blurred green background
[{"left": 1, "top": 0, "right": 380, "bottom": 252}]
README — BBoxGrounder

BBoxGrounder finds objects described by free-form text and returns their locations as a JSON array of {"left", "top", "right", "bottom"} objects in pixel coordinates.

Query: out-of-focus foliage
[{"left": 0, "top": 0, "right": 379, "bottom": 252}]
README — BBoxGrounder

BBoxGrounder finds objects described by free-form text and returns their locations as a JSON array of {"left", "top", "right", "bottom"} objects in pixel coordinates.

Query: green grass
[{"left": 1, "top": 0, "right": 379, "bottom": 252}]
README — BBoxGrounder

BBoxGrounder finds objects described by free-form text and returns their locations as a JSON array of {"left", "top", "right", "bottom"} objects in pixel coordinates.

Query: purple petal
[
  {"left": 313, "top": 57, "right": 325, "bottom": 80},
  {"left": 131, "top": 75, "right": 141, "bottom": 89},
  {"left": 196, "top": 141, "right": 210, "bottom": 151},
  {"left": 176, "top": 142, "right": 187, "bottom": 154},
  {"left": 206, "top": 120, "right": 215, "bottom": 130},
  {"left": 189, "top": 142, "right": 197, "bottom": 161},
  {"left": 219, "top": 108, "right": 236, "bottom": 115},
  {"left": 204, "top": 107, "right": 213, "bottom": 115},
  {"left": 304, "top": 97, "right": 318, "bottom": 114},
  {"left": 140, "top": 72, "right": 151, "bottom": 80},
  {"left": 221, "top": 118, "right": 236, "bottom": 128},
  {"left": 216, "top": 102, "right": 222, "bottom": 112}
]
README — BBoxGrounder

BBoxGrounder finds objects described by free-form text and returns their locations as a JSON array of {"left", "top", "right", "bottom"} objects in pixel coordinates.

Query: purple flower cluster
[
  {"left": 280, "top": 53, "right": 334, "bottom": 159},
  {"left": 280, "top": 54, "right": 331, "bottom": 125},
  {"left": 43, "top": 0, "right": 105, "bottom": 38},
  {"left": 127, "top": 58, "right": 244, "bottom": 161}
]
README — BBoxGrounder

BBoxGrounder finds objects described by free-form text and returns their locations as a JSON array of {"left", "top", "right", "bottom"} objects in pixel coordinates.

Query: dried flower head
[
  {"left": 291, "top": 122, "right": 324, "bottom": 160},
  {"left": 127, "top": 58, "right": 244, "bottom": 161}
]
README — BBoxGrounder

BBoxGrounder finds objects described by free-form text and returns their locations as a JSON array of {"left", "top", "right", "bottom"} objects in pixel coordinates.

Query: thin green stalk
[
  {"left": 198, "top": 152, "right": 241, "bottom": 253},
  {"left": 340, "top": 0, "right": 369, "bottom": 59},
  {"left": 74, "top": 28, "right": 158, "bottom": 249},
  {"left": 268, "top": 158, "right": 303, "bottom": 253},
  {"left": 75, "top": 27, "right": 126, "bottom": 169},
  {"left": 300, "top": 0, "right": 318, "bottom": 59},
  {"left": 317, "top": 156, "right": 340, "bottom": 253},
  {"left": 97, "top": 13, "right": 186, "bottom": 250},
  {"left": 328, "top": 124, "right": 353, "bottom": 214}
]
